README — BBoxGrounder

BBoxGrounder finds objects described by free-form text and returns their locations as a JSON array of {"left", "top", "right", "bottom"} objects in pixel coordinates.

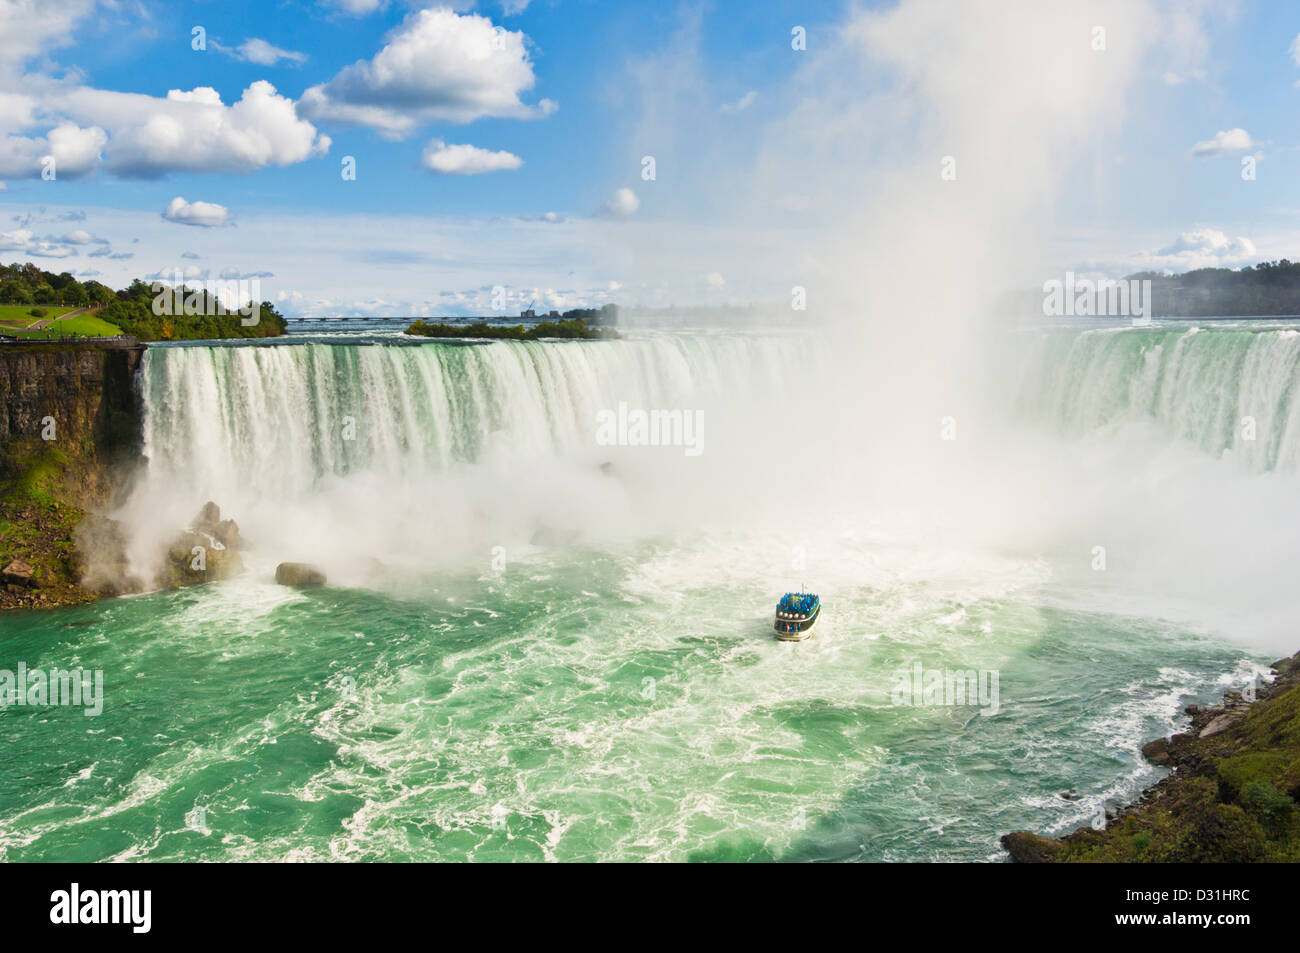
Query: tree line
[
  {"left": 1, "top": 262, "right": 286, "bottom": 340},
  {"left": 1127, "top": 260, "right": 1300, "bottom": 316}
]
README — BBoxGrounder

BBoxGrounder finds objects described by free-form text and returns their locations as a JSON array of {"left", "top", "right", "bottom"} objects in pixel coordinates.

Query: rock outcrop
[
  {"left": 1000, "top": 832, "right": 1063, "bottom": 864},
  {"left": 275, "top": 562, "right": 326, "bottom": 587},
  {"left": 2, "top": 557, "right": 34, "bottom": 587},
  {"left": 158, "top": 502, "right": 245, "bottom": 589}
]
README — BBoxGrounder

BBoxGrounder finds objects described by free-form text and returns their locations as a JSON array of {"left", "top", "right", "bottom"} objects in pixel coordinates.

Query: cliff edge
[{"left": 0, "top": 341, "right": 145, "bottom": 609}]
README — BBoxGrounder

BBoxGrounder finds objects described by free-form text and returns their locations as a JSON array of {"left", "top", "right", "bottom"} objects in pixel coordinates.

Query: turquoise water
[
  {"left": 0, "top": 544, "right": 1259, "bottom": 862},
  {"left": 0, "top": 326, "right": 1285, "bottom": 861}
]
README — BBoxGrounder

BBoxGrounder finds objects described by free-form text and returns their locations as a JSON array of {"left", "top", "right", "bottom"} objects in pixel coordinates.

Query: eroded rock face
[
  {"left": 0, "top": 342, "right": 145, "bottom": 610},
  {"left": 275, "top": 562, "right": 326, "bottom": 587}
]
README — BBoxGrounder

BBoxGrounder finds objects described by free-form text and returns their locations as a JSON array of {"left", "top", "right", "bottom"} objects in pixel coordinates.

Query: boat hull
[{"left": 774, "top": 604, "right": 820, "bottom": 641}]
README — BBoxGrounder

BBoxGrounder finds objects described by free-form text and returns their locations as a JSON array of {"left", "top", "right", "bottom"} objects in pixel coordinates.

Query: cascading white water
[
  {"left": 1017, "top": 325, "right": 1300, "bottom": 472},
  {"left": 114, "top": 322, "right": 1300, "bottom": 651},
  {"left": 124, "top": 332, "right": 832, "bottom": 582},
  {"left": 138, "top": 333, "right": 821, "bottom": 495}
]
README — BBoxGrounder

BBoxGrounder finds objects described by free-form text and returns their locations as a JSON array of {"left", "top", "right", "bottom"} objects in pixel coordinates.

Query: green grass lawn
[
  {"left": 13, "top": 313, "right": 122, "bottom": 339},
  {"left": 0, "top": 304, "right": 78, "bottom": 328}
]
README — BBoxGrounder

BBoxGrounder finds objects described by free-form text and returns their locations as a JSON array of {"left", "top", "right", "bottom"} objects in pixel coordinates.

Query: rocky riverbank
[{"left": 1002, "top": 650, "right": 1300, "bottom": 862}]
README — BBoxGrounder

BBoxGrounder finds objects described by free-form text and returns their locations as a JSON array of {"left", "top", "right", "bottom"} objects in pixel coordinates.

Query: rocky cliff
[{"left": 0, "top": 341, "right": 145, "bottom": 608}]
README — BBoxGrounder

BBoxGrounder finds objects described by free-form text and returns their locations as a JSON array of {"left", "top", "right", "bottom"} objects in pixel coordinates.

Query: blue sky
[{"left": 2, "top": 1, "right": 1299, "bottom": 316}]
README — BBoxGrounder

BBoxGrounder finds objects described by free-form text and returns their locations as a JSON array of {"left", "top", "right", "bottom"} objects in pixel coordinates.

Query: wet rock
[
  {"left": 213, "top": 518, "right": 242, "bottom": 550},
  {"left": 1142, "top": 738, "right": 1172, "bottom": 766},
  {"left": 1001, "top": 832, "right": 1063, "bottom": 863},
  {"left": 159, "top": 528, "right": 243, "bottom": 588},
  {"left": 275, "top": 562, "right": 326, "bottom": 587},
  {"left": 193, "top": 501, "right": 221, "bottom": 534}
]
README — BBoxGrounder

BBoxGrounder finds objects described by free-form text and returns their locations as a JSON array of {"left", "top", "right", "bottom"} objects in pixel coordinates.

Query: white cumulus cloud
[
  {"left": 1144, "top": 227, "right": 1258, "bottom": 269},
  {"left": 0, "top": 122, "right": 106, "bottom": 179},
  {"left": 92, "top": 82, "right": 330, "bottom": 178},
  {"left": 298, "top": 8, "right": 556, "bottom": 138},
  {"left": 599, "top": 188, "right": 639, "bottom": 218},
  {"left": 0, "top": 0, "right": 95, "bottom": 70},
  {"left": 162, "top": 196, "right": 235, "bottom": 228},
  {"left": 1190, "top": 128, "right": 1253, "bottom": 157},
  {"left": 420, "top": 139, "right": 523, "bottom": 174}
]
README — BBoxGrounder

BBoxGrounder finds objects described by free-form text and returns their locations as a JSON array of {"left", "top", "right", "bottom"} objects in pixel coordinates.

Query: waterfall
[
  {"left": 125, "top": 332, "right": 825, "bottom": 578},
  {"left": 138, "top": 333, "right": 818, "bottom": 497},
  {"left": 1016, "top": 325, "right": 1300, "bottom": 472},
  {"left": 117, "top": 322, "right": 1300, "bottom": 644}
]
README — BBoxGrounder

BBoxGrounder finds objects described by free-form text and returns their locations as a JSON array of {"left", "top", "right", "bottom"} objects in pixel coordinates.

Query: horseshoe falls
[
  {"left": 1019, "top": 324, "right": 1300, "bottom": 473},
  {"left": 1, "top": 323, "right": 1288, "bottom": 862}
]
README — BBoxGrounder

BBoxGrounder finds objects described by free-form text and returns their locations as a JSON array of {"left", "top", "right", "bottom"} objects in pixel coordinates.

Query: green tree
[{"left": 0, "top": 280, "right": 34, "bottom": 304}]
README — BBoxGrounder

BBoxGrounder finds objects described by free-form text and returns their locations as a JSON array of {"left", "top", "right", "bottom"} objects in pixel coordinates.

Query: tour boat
[{"left": 774, "top": 592, "right": 820, "bottom": 641}]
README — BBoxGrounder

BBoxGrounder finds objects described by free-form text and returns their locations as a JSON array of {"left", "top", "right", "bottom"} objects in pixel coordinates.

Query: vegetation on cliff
[
  {"left": 96, "top": 294, "right": 285, "bottom": 341},
  {"left": 1129, "top": 259, "right": 1300, "bottom": 317},
  {"left": 1, "top": 262, "right": 286, "bottom": 341},
  {"left": 406, "top": 316, "right": 616, "bottom": 341},
  {"left": 1003, "top": 259, "right": 1300, "bottom": 318},
  {"left": 0, "top": 445, "right": 100, "bottom": 608},
  {"left": 1003, "top": 651, "right": 1300, "bottom": 862}
]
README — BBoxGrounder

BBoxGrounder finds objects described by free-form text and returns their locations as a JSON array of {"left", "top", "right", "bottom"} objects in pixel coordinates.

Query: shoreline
[{"left": 1003, "top": 649, "right": 1300, "bottom": 862}]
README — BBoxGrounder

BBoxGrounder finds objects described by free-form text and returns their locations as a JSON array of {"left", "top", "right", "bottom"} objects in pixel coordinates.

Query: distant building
[
  {"left": 521, "top": 308, "right": 536, "bottom": 319},
  {"left": 547, "top": 310, "right": 560, "bottom": 318}
]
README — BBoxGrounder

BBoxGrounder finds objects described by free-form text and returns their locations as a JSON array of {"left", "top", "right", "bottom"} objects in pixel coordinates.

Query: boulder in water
[
  {"left": 161, "top": 531, "right": 244, "bottom": 588},
  {"left": 155, "top": 501, "right": 246, "bottom": 589},
  {"left": 275, "top": 562, "right": 326, "bottom": 587},
  {"left": 1000, "top": 832, "right": 1063, "bottom": 863}
]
